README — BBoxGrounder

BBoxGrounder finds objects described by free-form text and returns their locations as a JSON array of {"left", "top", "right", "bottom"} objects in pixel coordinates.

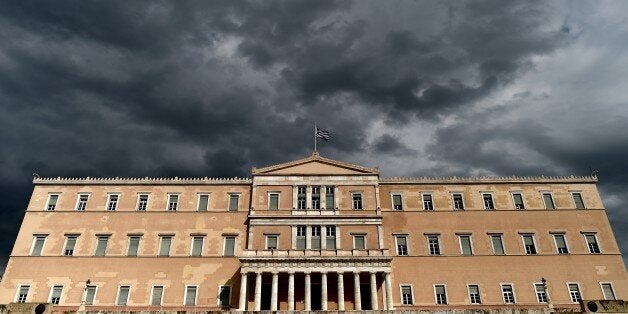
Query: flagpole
[{"left": 314, "top": 122, "right": 317, "bottom": 153}]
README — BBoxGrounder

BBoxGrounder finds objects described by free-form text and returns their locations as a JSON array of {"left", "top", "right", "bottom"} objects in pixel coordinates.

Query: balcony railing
[{"left": 241, "top": 249, "right": 390, "bottom": 258}]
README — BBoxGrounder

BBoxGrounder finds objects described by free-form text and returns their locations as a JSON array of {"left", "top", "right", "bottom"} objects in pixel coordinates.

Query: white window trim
[
  {"left": 433, "top": 284, "right": 448, "bottom": 305},
  {"left": 48, "top": 285, "right": 63, "bottom": 304},
  {"left": 83, "top": 285, "right": 98, "bottom": 305},
  {"left": 150, "top": 285, "right": 165, "bottom": 305},
  {"left": 481, "top": 192, "right": 495, "bottom": 210},
  {"left": 599, "top": 282, "right": 616, "bottom": 300},
  {"left": 510, "top": 192, "right": 525, "bottom": 210},
  {"left": 75, "top": 193, "right": 90, "bottom": 211},
  {"left": 570, "top": 191, "right": 586, "bottom": 209},
  {"left": 533, "top": 282, "right": 548, "bottom": 303},
  {"left": 190, "top": 236, "right": 205, "bottom": 256},
  {"left": 44, "top": 193, "right": 60, "bottom": 211},
  {"left": 458, "top": 234, "right": 473, "bottom": 255},
  {"left": 62, "top": 235, "right": 78, "bottom": 256},
  {"left": 390, "top": 192, "right": 404, "bottom": 211},
  {"left": 426, "top": 234, "right": 441, "bottom": 255},
  {"left": 489, "top": 234, "right": 506, "bottom": 255},
  {"left": 127, "top": 236, "right": 141, "bottom": 256},
  {"left": 197, "top": 193, "right": 210, "bottom": 211},
  {"left": 353, "top": 235, "right": 366, "bottom": 250},
  {"left": 30, "top": 235, "right": 47, "bottom": 256},
  {"left": 421, "top": 192, "right": 434, "bottom": 210},
  {"left": 184, "top": 285, "right": 199, "bottom": 306},
  {"left": 500, "top": 283, "right": 516, "bottom": 304},
  {"left": 521, "top": 234, "right": 538, "bottom": 254},
  {"left": 14, "top": 284, "right": 30, "bottom": 303},
  {"left": 116, "top": 285, "right": 131, "bottom": 306},
  {"left": 466, "top": 283, "right": 481, "bottom": 304},
  {"left": 223, "top": 236, "right": 237, "bottom": 256},
  {"left": 265, "top": 234, "right": 279, "bottom": 250},
  {"left": 268, "top": 192, "right": 280, "bottom": 210},
  {"left": 351, "top": 193, "right": 363, "bottom": 210},
  {"left": 158, "top": 236, "right": 172, "bottom": 256},
  {"left": 166, "top": 193, "right": 180, "bottom": 211},
  {"left": 566, "top": 282, "right": 582, "bottom": 303},
  {"left": 583, "top": 232, "right": 602, "bottom": 253},
  {"left": 218, "top": 285, "right": 232, "bottom": 306},
  {"left": 394, "top": 235, "right": 409, "bottom": 256},
  {"left": 228, "top": 193, "right": 241, "bottom": 211},
  {"left": 541, "top": 191, "right": 555, "bottom": 209},
  {"left": 399, "top": 284, "right": 414, "bottom": 305},
  {"left": 552, "top": 233, "right": 570, "bottom": 254},
  {"left": 451, "top": 192, "right": 464, "bottom": 210},
  {"left": 136, "top": 193, "right": 150, "bottom": 211},
  {"left": 106, "top": 193, "right": 120, "bottom": 211}
]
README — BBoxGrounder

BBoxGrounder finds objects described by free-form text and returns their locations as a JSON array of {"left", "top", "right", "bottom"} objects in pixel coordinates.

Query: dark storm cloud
[{"left": 0, "top": 0, "right": 626, "bottom": 272}]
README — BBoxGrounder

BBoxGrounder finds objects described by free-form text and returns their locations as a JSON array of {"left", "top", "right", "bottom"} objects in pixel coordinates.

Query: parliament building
[{"left": 0, "top": 153, "right": 625, "bottom": 312}]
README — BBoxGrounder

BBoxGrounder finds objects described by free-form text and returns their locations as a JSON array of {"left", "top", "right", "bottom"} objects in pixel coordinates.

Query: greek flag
[{"left": 315, "top": 128, "right": 331, "bottom": 141}]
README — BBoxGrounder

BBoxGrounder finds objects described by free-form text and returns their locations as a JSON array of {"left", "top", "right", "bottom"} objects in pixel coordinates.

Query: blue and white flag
[{"left": 315, "top": 128, "right": 331, "bottom": 141}]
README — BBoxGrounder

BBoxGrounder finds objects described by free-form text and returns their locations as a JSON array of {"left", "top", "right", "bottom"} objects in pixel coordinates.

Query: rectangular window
[
  {"left": 268, "top": 193, "right": 279, "bottom": 210},
  {"left": 568, "top": 283, "right": 582, "bottom": 303},
  {"left": 401, "top": 285, "right": 413, "bottom": 305},
  {"left": 482, "top": 193, "right": 495, "bottom": 210},
  {"left": 325, "top": 186, "right": 335, "bottom": 209},
  {"left": 491, "top": 234, "right": 505, "bottom": 255},
  {"left": 512, "top": 193, "right": 525, "bottom": 209},
  {"left": 396, "top": 236, "right": 408, "bottom": 256},
  {"left": 266, "top": 235, "right": 278, "bottom": 250},
  {"left": 46, "top": 194, "right": 59, "bottom": 211},
  {"left": 535, "top": 283, "right": 548, "bottom": 303},
  {"left": 190, "top": 236, "right": 204, "bottom": 256},
  {"left": 311, "top": 186, "right": 320, "bottom": 210},
  {"left": 423, "top": 193, "right": 434, "bottom": 210},
  {"left": 151, "top": 285, "right": 164, "bottom": 306},
  {"left": 434, "top": 284, "right": 447, "bottom": 305},
  {"left": 297, "top": 186, "right": 306, "bottom": 210},
  {"left": 228, "top": 194, "right": 239, "bottom": 211},
  {"left": 159, "top": 236, "right": 172, "bottom": 256},
  {"left": 76, "top": 194, "right": 89, "bottom": 211},
  {"left": 585, "top": 233, "right": 601, "bottom": 253},
  {"left": 184, "top": 285, "right": 197, "bottom": 306},
  {"left": 311, "top": 225, "right": 321, "bottom": 249},
  {"left": 522, "top": 234, "right": 537, "bottom": 254},
  {"left": 572, "top": 192, "right": 585, "bottom": 209},
  {"left": 218, "top": 285, "right": 231, "bottom": 306},
  {"left": 459, "top": 235, "right": 473, "bottom": 255},
  {"left": 296, "top": 225, "right": 306, "bottom": 250},
  {"left": 353, "top": 235, "right": 366, "bottom": 250},
  {"left": 392, "top": 194, "right": 403, "bottom": 210},
  {"left": 542, "top": 192, "right": 555, "bottom": 209},
  {"left": 352, "top": 193, "right": 363, "bottom": 210},
  {"left": 428, "top": 235, "right": 440, "bottom": 255},
  {"left": 95, "top": 236, "right": 109, "bottom": 256},
  {"left": 50, "top": 285, "right": 63, "bottom": 305},
  {"left": 16, "top": 285, "right": 30, "bottom": 303},
  {"left": 223, "top": 236, "right": 236, "bottom": 256},
  {"left": 107, "top": 194, "right": 119, "bottom": 211},
  {"left": 601, "top": 283, "right": 616, "bottom": 300},
  {"left": 553, "top": 234, "right": 569, "bottom": 254},
  {"left": 326, "top": 226, "right": 336, "bottom": 250},
  {"left": 84, "top": 285, "right": 97, "bottom": 305},
  {"left": 127, "top": 236, "right": 140, "bottom": 256},
  {"left": 468, "top": 285, "right": 481, "bottom": 304},
  {"left": 31, "top": 235, "right": 46, "bottom": 256},
  {"left": 167, "top": 194, "right": 179, "bottom": 211},
  {"left": 452, "top": 193, "right": 464, "bottom": 210},
  {"left": 64, "top": 236, "right": 77, "bottom": 256},
  {"left": 116, "top": 285, "right": 130, "bottom": 306},
  {"left": 198, "top": 194, "right": 209, "bottom": 211},
  {"left": 501, "top": 284, "right": 516, "bottom": 304},
  {"left": 137, "top": 194, "right": 149, "bottom": 211}
]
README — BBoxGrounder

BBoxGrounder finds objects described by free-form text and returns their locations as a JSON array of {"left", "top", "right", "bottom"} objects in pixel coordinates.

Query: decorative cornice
[
  {"left": 252, "top": 152, "right": 379, "bottom": 175},
  {"left": 380, "top": 175, "right": 598, "bottom": 184},
  {"left": 33, "top": 177, "right": 252, "bottom": 185}
]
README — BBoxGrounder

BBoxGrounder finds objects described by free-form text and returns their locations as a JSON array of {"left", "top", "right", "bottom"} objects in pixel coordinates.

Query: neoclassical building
[{"left": 0, "top": 153, "right": 625, "bottom": 312}]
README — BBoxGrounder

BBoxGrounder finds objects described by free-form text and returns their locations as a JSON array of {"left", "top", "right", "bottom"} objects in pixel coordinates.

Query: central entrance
[
  {"left": 311, "top": 282, "right": 322, "bottom": 310},
  {"left": 360, "top": 283, "right": 372, "bottom": 310}
]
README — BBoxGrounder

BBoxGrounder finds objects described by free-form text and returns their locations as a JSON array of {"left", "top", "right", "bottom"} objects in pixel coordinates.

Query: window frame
[
  {"left": 30, "top": 235, "right": 47, "bottom": 256},
  {"left": 511, "top": 192, "right": 525, "bottom": 209},
  {"left": 552, "top": 233, "right": 569, "bottom": 254},
  {"left": 228, "top": 193, "right": 240, "bottom": 212},
  {"left": 295, "top": 225, "right": 306, "bottom": 250},
  {"left": 353, "top": 234, "right": 366, "bottom": 250},
  {"left": 150, "top": 285, "right": 165, "bottom": 306},
  {"left": 566, "top": 282, "right": 582, "bottom": 303},
  {"left": 395, "top": 235, "right": 409, "bottom": 256},
  {"left": 167, "top": 193, "right": 180, "bottom": 211},
  {"left": 218, "top": 285, "right": 232, "bottom": 306},
  {"left": 325, "top": 225, "right": 337, "bottom": 250},
  {"left": 15, "top": 284, "right": 30, "bottom": 303},
  {"left": 325, "top": 186, "right": 335, "bottom": 209},
  {"left": 583, "top": 232, "right": 601, "bottom": 254},
  {"left": 63, "top": 235, "right": 78, "bottom": 256},
  {"left": 571, "top": 191, "right": 586, "bottom": 209},
  {"left": 600, "top": 282, "right": 616, "bottom": 300},
  {"left": 533, "top": 282, "right": 548, "bottom": 303},
  {"left": 268, "top": 192, "right": 280, "bottom": 210},
  {"left": 490, "top": 234, "right": 505, "bottom": 255},
  {"left": 265, "top": 234, "right": 279, "bottom": 250},
  {"left": 391, "top": 192, "right": 404, "bottom": 211},
  {"left": 136, "top": 193, "right": 149, "bottom": 211},
  {"left": 422, "top": 192, "right": 434, "bottom": 210},
  {"left": 521, "top": 234, "right": 538, "bottom": 255},
  {"left": 197, "top": 193, "right": 210, "bottom": 211},
  {"left": 467, "top": 284, "right": 481, "bottom": 305},
  {"left": 352, "top": 193, "right": 363, "bottom": 210},
  {"left": 458, "top": 234, "right": 473, "bottom": 255},
  {"left": 84, "top": 285, "right": 98, "bottom": 305},
  {"left": 48, "top": 285, "right": 63, "bottom": 305},
  {"left": 184, "top": 285, "right": 199, "bottom": 306},
  {"left": 127, "top": 236, "right": 141, "bottom": 256},
  {"left": 541, "top": 191, "right": 555, "bottom": 209},
  {"left": 433, "top": 284, "right": 448, "bottom": 305},
  {"left": 75, "top": 193, "right": 89, "bottom": 211},
  {"left": 94, "top": 235, "right": 110, "bottom": 256},
  {"left": 45, "top": 193, "right": 60, "bottom": 211},
  {"left": 481, "top": 192, "right": 495, "bottom": 210},
  {"left": 116, "top": 285, "right": 131, "bottom": 306},
  {"left": 427, "top": 234, "right": 441, "bottom": 255},
  {"left": 223, "top": 236, "right": 236, "bottom": 256},
  {"left": 106, "top": 193, "right": 120, "bottom": 211},
  {"left": 399, "top": 284, "right": 414, "bottom": 305},
  {"left": 500, "top": 283, "right": 516, "bottom": 304},
  {"left": 158, "top": 235, "right": 172, "bottom": 257},
  {"left": 451, "top": 192, "right": 464, "bottom": 210},
  {"left": 297, "top": 186, "right": 306, "bottom": 210},
  {"left": 190, "top": 236, "right": 204, "bottom": 256}
]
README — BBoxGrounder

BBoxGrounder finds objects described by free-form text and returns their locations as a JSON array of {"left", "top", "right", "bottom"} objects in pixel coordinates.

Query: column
[
  {"left": 238, "top": 272, "right": 248, "bottom": 311},
  {"left": 321, "top": 272, "right": 328, "bottom": 310},
  {"left": 271, "top": 272, "right": 279, "bottom": 311},
  {"left": 337, "top": 272, "right": 345, "bottom": 311},
  {"left": 382, "top": 276, "right": 388, "bottom": 310},
  {"left": 370, "top": 272, "right": 379, "bottom": 310},
  {"left": 304, "top": 272, "right": 312, "bottom": 311},
  {"left": 288, "top": 272, "right": 295, "bottom": 311},
  {"left": 354, "top": 272, "right": 362, "bottom": 310},
  {"left": 385, "top": 271, "right": 394, "bottom": 310},
  {"left": 254, "top": 272, "right": 262, "bottom": 311}
]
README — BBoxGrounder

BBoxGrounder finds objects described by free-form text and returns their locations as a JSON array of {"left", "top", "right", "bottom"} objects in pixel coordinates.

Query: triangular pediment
[{"left": 252, "top": 152, "right": 379, "bottom": 175}]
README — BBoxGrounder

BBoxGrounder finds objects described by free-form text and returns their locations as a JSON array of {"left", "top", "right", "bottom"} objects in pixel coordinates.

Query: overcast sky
[{"left": 1, "top": 1, "right": 627, "bottom": 272}]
